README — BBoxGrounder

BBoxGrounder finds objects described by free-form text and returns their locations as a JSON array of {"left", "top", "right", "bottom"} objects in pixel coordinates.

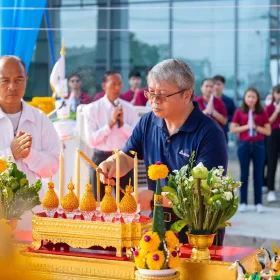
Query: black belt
[
  {"left": 150, "top": 200, "right": 178, "bottom": 223},
  {"left": 93, "top": 149, "right": 113, "bottom": 156}
]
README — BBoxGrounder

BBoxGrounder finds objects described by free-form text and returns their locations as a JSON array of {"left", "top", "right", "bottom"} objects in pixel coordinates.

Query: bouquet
[
  {"left": 129, "top": 162, "right": 180, "bottom": 273},
  {"left": 0, "top": 157, "right": 42, "bottom": 220},
  {"left": 162, "top": 152, "right": 241, "bottom": 235}
]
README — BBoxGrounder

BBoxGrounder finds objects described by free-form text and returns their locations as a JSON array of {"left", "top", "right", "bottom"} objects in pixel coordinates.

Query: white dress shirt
[
  {"left": 0, "top": 101, "right": 60, "bottom": 184},
  {"left": 85, "top": 95, "right": 139, "bottom": 151}
]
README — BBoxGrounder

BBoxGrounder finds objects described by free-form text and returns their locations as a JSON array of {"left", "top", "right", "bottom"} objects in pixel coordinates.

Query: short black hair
[
  {"left": 0, "top": 55, "right": 26, "bottom": 74},
  {"left": 102, "top": 71, "right": 120, "bottom": 83},
  {"left": 129, "top": 71, "right": 141, "bottom": 79},
  {"left": 213, "top": 75, "right": 226, "bottom": 84},
  {"left": 68, "top": 72, "right": 81, "bottom": 80},
  {"left": 273, "top": 84, "right": 280, "bottom": 94},
  {"left": 201, "top": 78, "right": 214, "bottom": 87}
]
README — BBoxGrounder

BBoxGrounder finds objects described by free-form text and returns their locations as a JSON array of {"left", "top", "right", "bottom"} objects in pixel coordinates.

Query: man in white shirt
[
  {"left": 0, "top": 55, "right": 60, "bottom": 184},
  {"left": 85, "top": 71, "right": 139, "bottom": 198}
]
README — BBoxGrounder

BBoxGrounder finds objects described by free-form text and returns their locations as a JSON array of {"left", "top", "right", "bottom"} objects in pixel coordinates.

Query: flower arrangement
[
  {"left": 129, "top": 161, "right": 181, "bottom": 275},
  {"left": 0, "top": 157, "right": 42, "bottom": 220},
  {"left": 162, "top": 152, "right": 241, "bottom": 235}
]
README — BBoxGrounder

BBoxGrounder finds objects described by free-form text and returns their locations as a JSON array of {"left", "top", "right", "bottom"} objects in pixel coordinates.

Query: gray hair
[{"left": 147, "top": 59, "right": 195, "bottom": 91}]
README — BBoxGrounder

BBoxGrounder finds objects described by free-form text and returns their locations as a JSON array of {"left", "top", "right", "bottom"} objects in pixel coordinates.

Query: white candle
[
  {"left": 59, "top": 148, "right": 64, "bottom": 202},
  {"left": 113, "top": 149, "right": 120, "bottom": 206},
  {"left": 75, "top": 151, "right": 80, "bottom": 200},
  {"left": 248, "top": 109, "right": 253, "bottom": 137},
  {"left": 133, "top": 152, "right": 138, "bottom": 204},
  {"left": 96, "top": 169, "right": 100, "bottom": 202}
]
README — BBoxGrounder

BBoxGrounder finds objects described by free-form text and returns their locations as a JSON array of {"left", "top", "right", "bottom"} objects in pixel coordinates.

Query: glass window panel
[{"left": 173, "top": 0, "right": 235, "bottom": 98}]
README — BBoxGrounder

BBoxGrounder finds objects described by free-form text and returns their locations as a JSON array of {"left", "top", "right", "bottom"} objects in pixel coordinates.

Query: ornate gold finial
[
  {"left": 80, "top": 177, "right": 96, "bottom": 212},
  {"left": 61, "top": 177, "right": 79, "bottom": 212},
  {"left": 272, "top": 243, "right": 280, "bottom": 256},
  {"left": 42, "top": 176, "right": 59, "bottom": 209},
  {"left": 60, "top": 40, "right": 66, "bottom": 56},
  {"left": 254, "top": 256, "right": 262, "bottom": 272},
  {"left": 100, "top": 179, "right": 117, "bottom": 213},
  {"left": 119, "top": 178, "right": 137, "bottom": 213}
]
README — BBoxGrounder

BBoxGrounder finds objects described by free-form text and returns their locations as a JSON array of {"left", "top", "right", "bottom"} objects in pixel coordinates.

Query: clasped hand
[{"left": 11, "top": 130, "right": 32, "bottom": 160}]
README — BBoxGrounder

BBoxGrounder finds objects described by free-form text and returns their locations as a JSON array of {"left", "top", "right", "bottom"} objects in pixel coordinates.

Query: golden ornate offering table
[{"left": 14, "top": 230, "right": 257, "bottom": 280}]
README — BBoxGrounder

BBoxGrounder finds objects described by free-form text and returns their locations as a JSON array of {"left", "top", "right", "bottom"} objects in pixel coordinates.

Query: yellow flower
[
  {"left": 140, "top": 231, "right": 161, "bottom": 252},
  {"left": 148, "top": 162, "right": 169, "bottom": 181},
  {"left": 134, "top": 249, "right": 146, "bottom": 269},
  {"left": 146, "top": 250, "right": 165, "bottom": 270},
  {"left": 0, "top": 158, "right": 7, "bottom": 174},
  {"left": 168, "top": 249, "right": 180, "bottom": 269},
  {"left": 165, "top": 231, "right": 180, "bottom": 249}
]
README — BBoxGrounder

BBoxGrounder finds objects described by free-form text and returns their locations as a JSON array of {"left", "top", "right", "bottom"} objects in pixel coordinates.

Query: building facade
[{"left": 26, "top": 0, "right": 277, "bottom": 102}]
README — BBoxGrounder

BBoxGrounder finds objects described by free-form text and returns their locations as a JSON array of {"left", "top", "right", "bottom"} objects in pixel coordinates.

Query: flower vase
[
  {"left": 187, "top": 233, "right": 216, "bottom": 260},
  {"left": 135, "top": 270, "right": 180, "bottom": 280}
]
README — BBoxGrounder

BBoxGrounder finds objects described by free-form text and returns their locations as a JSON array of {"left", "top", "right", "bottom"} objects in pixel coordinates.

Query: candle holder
[{"left": 44, "top": 207, "right": 57, "bottom": 218}]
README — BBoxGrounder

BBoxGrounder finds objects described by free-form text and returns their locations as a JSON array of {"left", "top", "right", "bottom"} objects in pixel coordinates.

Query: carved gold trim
[{"left": 32, "top": 215, "right": 152, "bottom": 257}]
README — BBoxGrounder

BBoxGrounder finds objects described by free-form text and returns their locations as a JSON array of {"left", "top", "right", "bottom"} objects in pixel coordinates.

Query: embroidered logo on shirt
[{"left": 179, "top": 149, "right": 189, "bottom": 158}]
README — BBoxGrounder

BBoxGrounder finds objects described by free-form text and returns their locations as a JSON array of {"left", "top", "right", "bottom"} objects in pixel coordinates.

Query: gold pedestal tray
[
  {"left": 32, "top": 214, "right": 152, "bottom": 257},
  {"left": 135, "top": 271, "right": 180, "bottom": 280},
  {"left": 15, "top": 243, "right": 257, "bottom": 280}
]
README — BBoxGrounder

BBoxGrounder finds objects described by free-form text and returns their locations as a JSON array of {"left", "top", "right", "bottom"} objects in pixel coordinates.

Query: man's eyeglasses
[
  {"left": 70, "top": 79, "right": 80, "bottom": 83},
  {"left": 144, "top": 89, "right": 185, "bottom": 102}
]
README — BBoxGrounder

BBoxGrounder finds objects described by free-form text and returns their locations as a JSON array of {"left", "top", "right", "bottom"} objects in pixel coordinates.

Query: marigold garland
[
  {"left": 134, "top": 249, "right": 146, "bottom": 269},
  {"left": 139, "top": 231, "right": 161, "bottom": 253},
  {"left": 165, "top": 231, "right": 180, "bottom": 249},
  {"left": 147, "top": 162, "right": 169, "bottom": 181},
  {"left": 168, "top": 250, "right": 180, "bottom": 269},
  {"left": 0, "top": 158, "right": 7, "bottom": 174},
  {"left": 146, "top": 250, "right": 165, "bottom": 270}
]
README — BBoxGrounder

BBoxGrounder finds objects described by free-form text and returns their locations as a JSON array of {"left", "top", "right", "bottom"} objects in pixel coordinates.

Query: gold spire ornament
[
  {"left": 119, "top": 179, "right": 137, "bottom": 214},
  {"left": 60, "top": 39, "right": 66, "bottom": 56},
  {"left": 80, "top": 177, "right": 96, "bottom": 212},
  {"left": 42, "top": 176, "right": 59, "bottom": 211},
  {"left": 100, "top": 180, "right": 117, "bottom": 214},
  {"left": 61, "top": 177, "right": 79, "bottom": 213}
]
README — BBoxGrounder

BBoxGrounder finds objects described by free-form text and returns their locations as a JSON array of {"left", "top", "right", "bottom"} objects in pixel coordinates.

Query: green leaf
[
  {"left": 2, "top": 187, "right": 13, "bottom": 203},
  {"left": 162, "top": 186, "right": 177, "bottom": 196},
  {"left": 20, "top": 178, "right": 27, "bottom": 187},
  {"left": 172, "top": 205, "right": 184, "bottom": 220},
  {"left": 171, "top": 220, "right": 187, "bottom": 233}
]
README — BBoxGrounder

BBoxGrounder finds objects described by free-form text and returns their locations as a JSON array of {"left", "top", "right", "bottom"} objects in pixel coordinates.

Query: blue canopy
[{"left": 0, "top": 0, "right": 47, "bottom": 70}]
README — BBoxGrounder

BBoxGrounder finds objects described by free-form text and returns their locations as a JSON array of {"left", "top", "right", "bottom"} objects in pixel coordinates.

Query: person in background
[
  {"left": 93, "top": 90, "right": 105, "bottom": 102},
  {"left": 121, "top": 71, "right": 142, "bottom": 104},
  {"left": 0, "top": 55, "right": 60, "bottom": 184},
  {"left": 195, "top": 78, "right": 228, "bottom": 129},
  {"left": 67, "top": 72, "right": 92, "bottom": 112},
  {"left": 230, "top": 88, "right": 271, "bottom": 213},
  {"left": 265, "top": 86, "right": 280, "bottom": 202},
  {"left": 133, "top": 67, "right": 152, "bottom": 106},
  {"left": 85, "top": 71, "right": 139, "bottom": 199},
  {"left": 213, "top": 75, "right": 236, "bottom": 143},
  {"left": 262, "top": 93, "right": 273, "bottom": 193}
]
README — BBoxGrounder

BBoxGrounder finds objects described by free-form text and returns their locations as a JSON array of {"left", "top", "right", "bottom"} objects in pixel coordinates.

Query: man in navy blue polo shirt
[{"left": 99, "top": 58, "right": 228, "bottom": 245}]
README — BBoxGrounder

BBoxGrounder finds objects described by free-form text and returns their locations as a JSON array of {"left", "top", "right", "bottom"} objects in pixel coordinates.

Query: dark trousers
[
  {"left": 267, "top": 129, "right": 280, "bottom": 191},
  {"left": 90, "top": 149, "right": 133, "bottom": 199},
  {"left": 263, "top": 137, "right": 268, "bottom": 187},
  {"left": 237, "top": 140, "right": 265, "bottom": 205}
]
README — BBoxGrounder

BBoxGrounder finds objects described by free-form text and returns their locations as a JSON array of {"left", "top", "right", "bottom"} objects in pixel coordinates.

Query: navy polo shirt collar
[{"left": 152, "top": 101, "right": 202, "bottom": 133}]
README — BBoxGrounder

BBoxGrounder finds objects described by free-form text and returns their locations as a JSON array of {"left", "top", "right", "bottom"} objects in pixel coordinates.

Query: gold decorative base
[
  {"left": 187, "top": 233, "right": 216, "bottom": 260},
  {"left": 17, "top": 246, "right": 136, "bottom": 280},
  {"left": 15, "top": 244, "right": 257, "bottom": 280},
  {"left": 135, "top": 271, "right": 180, "bottom": 280},
  {"left": 32, "top": 214, "right": 152, "bottom": 257},
  {"left": 179, "top": 249, "right": 257, "bottom": 280}
]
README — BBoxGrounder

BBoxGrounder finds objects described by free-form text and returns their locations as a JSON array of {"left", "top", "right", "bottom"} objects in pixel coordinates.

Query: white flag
[{"left": 50, "top": 42, "right": 68, "bottom": 98}]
